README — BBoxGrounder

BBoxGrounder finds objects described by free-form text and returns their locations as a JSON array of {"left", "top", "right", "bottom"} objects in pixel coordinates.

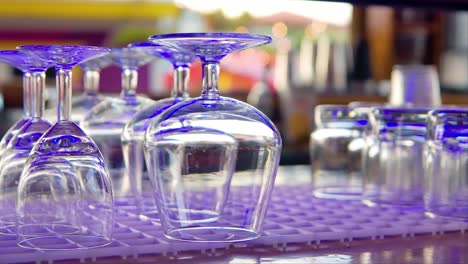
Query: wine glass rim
[
  {"left": 128, "top": 41, "right": 165, "bottom": 48},
  {"left": 0, "top": 50, "right": 24, "bottom": 55},
  {"left": 149, "top": 32, "right": 271, "bottom": 43}
]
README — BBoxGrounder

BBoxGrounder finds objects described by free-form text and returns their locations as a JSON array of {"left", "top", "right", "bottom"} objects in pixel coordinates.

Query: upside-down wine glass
[
  {"left": 16, "top": 45, "right": 113, "bottom": 249},
  {"left": 122, "top": 41, "right": 196, "bottom": 218},
  {"left": 0, "top": 50, "right": 52, "bottom": 235},
  {"left": 145, "top": 33, "right": 282, "bottom": 242},
  {"left": 80, "top": 48, "right": 155, "bottom": 202}
]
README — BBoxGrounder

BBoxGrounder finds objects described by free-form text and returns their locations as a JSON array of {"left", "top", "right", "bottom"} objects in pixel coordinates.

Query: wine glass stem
[
  {"left": 22, "top": 72, "right": 32, "bottom": 118},
  {"left": 57, "top": 68, "right": 72, "bottom": 121},
  {"left": 172, "top": 65, "right": 189, "bottom": 98},
  {"left": 121, "top": 68, "right": 137, "bottom": 98},
  {"left": 30, "top": 71, "right": 45, "bottom": 118},
  {"left": 83, "top": 69, "right": 100, "bottom": 96},
  {"left": 201, "top": 62, "right": 220, "bottom": 99}
]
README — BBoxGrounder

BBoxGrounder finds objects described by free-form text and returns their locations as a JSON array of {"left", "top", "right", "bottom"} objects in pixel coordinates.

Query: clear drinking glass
[
  {"left": 80, "top": 48, "right": 155, "bottom": 201},
  {"left": 425, "top": 109, "right": 468, "bottom": 221},
  {"left": 363, "top": 107, "right": 429, "bottom": 208},
  {"left": 390, "top": 65, "right": 441, "bottom": 107},
  {"left": 16, "top": 45, "right": 113, "bottom": 249},
  {"left": 310, "top": 105, "right": 369, "bottom": 199},
  {"left": 145, "top": 33, "right": 282, "bottom": 242},
  {"left": 122, "top": 41, "right": 196, "bottom": 217},
  {"left": 0, "top": 50, "right": 52, "bottom": 235}
]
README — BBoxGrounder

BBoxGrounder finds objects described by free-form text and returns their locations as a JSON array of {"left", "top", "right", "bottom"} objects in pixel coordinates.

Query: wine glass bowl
[{"left": 145, "top": 33, "right": 281, "bottom": 242}]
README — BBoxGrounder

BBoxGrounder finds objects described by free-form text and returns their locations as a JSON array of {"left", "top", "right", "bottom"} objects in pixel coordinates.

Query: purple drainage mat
[{"left": 0, "top": 170, "right": 466, "bottom": 263}]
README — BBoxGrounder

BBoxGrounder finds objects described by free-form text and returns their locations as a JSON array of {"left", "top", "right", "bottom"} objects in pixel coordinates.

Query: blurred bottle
[
  {"left": 274, "top": 38, "right": 315, "bottom": 145},
  {"left": 297, "top": 36, "right": 315, "bottom": 89},
  {"left": 247, "top": 64, "right": 275, "bottom": 120},
  {"left": 440, "top": 11, "right": 468, "bottom": 92},
  {"left": 315, "top": 34, "right": 348, "bottom": 94},
  {"left": 349, "top": 38, "right": 374, "bottom": 94}
]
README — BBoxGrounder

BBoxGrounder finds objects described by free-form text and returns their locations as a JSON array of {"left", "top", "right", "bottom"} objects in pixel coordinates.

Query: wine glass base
[
  {"left": 17, "top": 229, "right": 112, "bottom": 250},
  {"left": 164, "top": 227, "right": 259, "bottom": 243},
  {"left": 425, "top": 207, "right": 468, "bottom": 222},
  {"left": 362, "top": 199, "right": 424, "bottom": 210},
  {"left": 138, "top": 209, "right": 160, "bottom": 222},
  {"left": 0, "top": 224, "right": 15, "bottom": 236},
  {"left": 313, "top": 187, "right": 363, "bottom": 200}
]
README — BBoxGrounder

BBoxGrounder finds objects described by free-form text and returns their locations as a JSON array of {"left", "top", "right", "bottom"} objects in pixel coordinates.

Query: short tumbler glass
[
  {"left": 425, "top": 109, "right": 468, "bottom": 221},
  {"left": 310, "top": 105, "right": 369, "bottom": 199},
  {"left": 363, "top": 107, "right": 428, "bottom": 208}
]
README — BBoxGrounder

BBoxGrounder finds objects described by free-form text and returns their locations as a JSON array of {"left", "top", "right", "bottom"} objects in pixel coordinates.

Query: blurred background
[{"left": 0, "top": 0, "right": 467, "bottom": 164}]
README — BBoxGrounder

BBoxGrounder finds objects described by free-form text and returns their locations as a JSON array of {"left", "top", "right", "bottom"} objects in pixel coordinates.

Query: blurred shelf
[
  {"left": 0, "top": 1, "right": 180, "bottom": 21},
  {"left": 316, "top": 93, "right": 468, "bottom": 105}
]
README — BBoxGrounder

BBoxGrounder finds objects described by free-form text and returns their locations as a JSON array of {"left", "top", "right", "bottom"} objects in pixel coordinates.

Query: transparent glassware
[
  {"left": 425, "top": 109, "right": 468, "bottom": 221},
  {"left": 390, "top": 65, "right": 441, "bottom": 107},
  {"left": 309, "top": 105, "right": 369, "bottom": 200},
  {"left": 363, "top": 107, "right": 429, "bottom": 208},
  {"left": 145, "top": 33, "right": 282, "bottom": 242},
  {"left": 121, "top": 41, "right": 196, "bottom": 217},
  {"left": 0, "top": 50, "right": 52, "bottom": 235},
  {"left": 80, "top": 48, "right": 155, "bottom": 201},
  {"left": 16, "top": 45, "right": 113, "bottom": 249}
]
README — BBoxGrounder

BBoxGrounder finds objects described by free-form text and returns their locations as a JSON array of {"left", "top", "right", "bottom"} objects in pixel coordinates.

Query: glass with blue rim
[
  {"left": 424, "top": 109, "right": 468, "bottom": 221},
  {"left": 122, "top": 41, "right": 196, "bottom": 218},
  {"left": 363, "top": 107, "right": 429, "bottom": 209},
  {"left": 80, "top": 47, "right": 155, "bottom": 203},
  {"left": 0, "top": 50, "right": 52, "bottom": 235},
  {"left": 145, "top": 32, "right": 282, "bottom": 242},
  {"left": 310, "top": 104, "right": 370, "bottom": 200},
  {"left": 16, "top": 44, "right": 114, "bottom": 249}
]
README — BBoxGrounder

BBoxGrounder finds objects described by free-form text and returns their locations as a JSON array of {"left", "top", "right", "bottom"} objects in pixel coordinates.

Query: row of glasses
[
  {"left": 309, "top": 64, "right": 442, "bottom": 202},
  {"left": 0, "top": 32, "right": 282, "bottom": 248},
  {"left": 310, "top": 103, "right": 467, "bottom": 222},
  {"left": 0, "top": 45, "right": 114, "bottom": 249}
]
